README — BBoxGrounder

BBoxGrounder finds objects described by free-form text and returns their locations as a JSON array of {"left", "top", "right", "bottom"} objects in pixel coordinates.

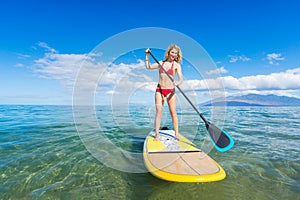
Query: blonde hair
[{"left": 164, "top": 44, "right": 182, "bottom": 62}]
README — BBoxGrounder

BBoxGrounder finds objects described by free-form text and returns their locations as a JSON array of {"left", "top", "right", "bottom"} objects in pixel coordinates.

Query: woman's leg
[
  {"left": 167, "top": 93, "right": 179, "bottom": 139},
  {"left": 154, "top": 92, "right": 164, "bottom": 140}
]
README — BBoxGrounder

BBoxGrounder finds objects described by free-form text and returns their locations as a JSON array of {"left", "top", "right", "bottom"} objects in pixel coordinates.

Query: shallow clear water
[{"left": 0, "top": 105, "right": 299, "bottom": 199}]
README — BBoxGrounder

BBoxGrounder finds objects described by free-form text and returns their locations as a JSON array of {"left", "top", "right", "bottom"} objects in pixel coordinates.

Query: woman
[{"left": 145, "top": 44, "right": 183, "bottom": 140}]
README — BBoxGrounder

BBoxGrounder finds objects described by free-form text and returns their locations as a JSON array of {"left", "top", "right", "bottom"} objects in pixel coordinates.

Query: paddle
[{"left": 148, "top": 50, "right": 234, "bottom": 152}]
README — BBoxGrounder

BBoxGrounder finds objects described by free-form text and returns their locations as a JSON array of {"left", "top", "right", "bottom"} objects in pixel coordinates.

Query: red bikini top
[{"left": 159, "top": 61, "right": 174, "bottom": 76}]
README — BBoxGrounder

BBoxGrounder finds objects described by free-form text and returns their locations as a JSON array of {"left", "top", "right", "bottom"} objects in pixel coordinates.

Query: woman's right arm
[{"left": 145, "top": 48, "right": 159, "bottom": 70}]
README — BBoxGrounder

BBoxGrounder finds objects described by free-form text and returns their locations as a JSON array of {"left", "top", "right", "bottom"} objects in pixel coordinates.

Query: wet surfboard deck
[{"left": 143, "top": 127, "right": 226, "bottom": 182}]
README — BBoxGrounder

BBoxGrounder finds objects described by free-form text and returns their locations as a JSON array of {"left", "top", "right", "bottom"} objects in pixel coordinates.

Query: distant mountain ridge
[{"left": 203, "top": 94, "right": 300, "bottom": 106}]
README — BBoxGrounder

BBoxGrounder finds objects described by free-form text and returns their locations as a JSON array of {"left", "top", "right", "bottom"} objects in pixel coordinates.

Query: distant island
[{"left": 203, "top": 94, "right": 300, "bottom": 106}]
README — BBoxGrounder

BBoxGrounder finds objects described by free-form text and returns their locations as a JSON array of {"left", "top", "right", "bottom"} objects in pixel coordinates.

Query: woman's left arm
[{"left": 175, "top": 63, "right": 183, "bottom": 85}]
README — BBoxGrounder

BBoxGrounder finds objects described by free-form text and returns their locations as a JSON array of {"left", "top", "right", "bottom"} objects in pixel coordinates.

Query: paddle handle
[{"left": 148, "top": 51, "right": 209, "bottom": 125}]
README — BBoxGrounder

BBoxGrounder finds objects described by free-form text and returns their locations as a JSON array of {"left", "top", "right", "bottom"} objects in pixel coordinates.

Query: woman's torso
[{"left": 158, "top": 61, "right": 177, "bottom": 89}]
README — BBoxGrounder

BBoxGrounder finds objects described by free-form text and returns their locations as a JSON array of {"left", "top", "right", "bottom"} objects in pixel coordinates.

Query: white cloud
[
  {"left": 106, "top": 90, "right": 120, "bottom": 95},
  {"left": 103, "top": 59, "right": 146, "bottom": 83},
  {"left": 266, "top": 53, "right": 284, "bottom": 65},
  {"left": 38, "top": 42, "right": 57, "bottom": 53},
  {"left": 33, "top": 51, "right": 91, "bottom": 88},
  {"left": 30, "top": 43, "right": 113, "bottom": 95},
  {"left": 17, "top": 53, "right": 31, "bottom": 59},
  {"left": 206, "top": 66, "right": 228, "bottom": 75},
  {"left": 31, "top": 43, "right": 155, "bottom": 94},
  {"left": 15, "top": 63, "right": 24, "bottom": 67},
  {"left": 229, "top": 55, "right": 251, "bottom": 63},
  {"left": 185, "top": 67, "right": 300, "bottom": 92}
]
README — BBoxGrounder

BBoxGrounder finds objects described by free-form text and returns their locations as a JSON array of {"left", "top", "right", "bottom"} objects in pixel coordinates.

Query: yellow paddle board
[{"left": 143, "top": 127, "right": 226, "bottom": 182}]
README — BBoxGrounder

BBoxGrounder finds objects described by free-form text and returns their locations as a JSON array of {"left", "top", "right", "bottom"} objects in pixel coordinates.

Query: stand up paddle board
[{"left": 143, "top": 127, "right": 226, "bottom": 182}]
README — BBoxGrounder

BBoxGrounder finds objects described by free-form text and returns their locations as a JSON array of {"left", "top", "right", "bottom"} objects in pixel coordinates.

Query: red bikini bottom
[{"left": 156, "top": 86, "right": 175, "bottom": 97}]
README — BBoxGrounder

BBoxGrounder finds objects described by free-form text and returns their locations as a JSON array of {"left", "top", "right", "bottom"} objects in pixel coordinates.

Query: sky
[{"left": 1, "top": 0, "right": 300, "bottom": 105}]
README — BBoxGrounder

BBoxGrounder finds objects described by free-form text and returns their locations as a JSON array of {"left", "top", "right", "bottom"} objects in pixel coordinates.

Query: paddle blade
[{"left": 206, "top": 122, "right": 234, "bottom": 152}]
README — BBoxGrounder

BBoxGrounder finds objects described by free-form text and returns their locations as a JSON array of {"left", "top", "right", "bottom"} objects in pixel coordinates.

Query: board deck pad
[{"left": 143, "top": 127, "right": 226, "bottom": 182}]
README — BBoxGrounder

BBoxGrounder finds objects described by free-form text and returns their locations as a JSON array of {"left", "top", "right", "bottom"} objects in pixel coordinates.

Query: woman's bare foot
[
  {"left": 175, "top": 133, "right": 180, "bottom": 140},
  {"left": 153, "top": 134, "right": 160, "bottom": 141}
]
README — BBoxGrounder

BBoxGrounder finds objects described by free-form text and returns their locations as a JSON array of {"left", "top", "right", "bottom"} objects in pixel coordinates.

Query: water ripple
[{"left": 0, "top": 105, "right": 299, "bottom": 199}]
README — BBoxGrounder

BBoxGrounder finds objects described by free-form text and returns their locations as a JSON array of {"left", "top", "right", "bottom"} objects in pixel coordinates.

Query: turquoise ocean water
[{"left": 0, "top": 105, "right": 299, "bottom": 199}]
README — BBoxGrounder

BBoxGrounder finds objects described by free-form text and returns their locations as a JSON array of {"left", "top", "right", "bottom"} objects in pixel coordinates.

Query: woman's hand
[{"left": 145, "top": 48, "right": 151, "bottom": 54}]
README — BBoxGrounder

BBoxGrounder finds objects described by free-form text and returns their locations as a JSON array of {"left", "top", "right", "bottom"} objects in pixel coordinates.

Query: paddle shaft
[{"left": 148, "top": 51, "right": 209, "bottom": 125}]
